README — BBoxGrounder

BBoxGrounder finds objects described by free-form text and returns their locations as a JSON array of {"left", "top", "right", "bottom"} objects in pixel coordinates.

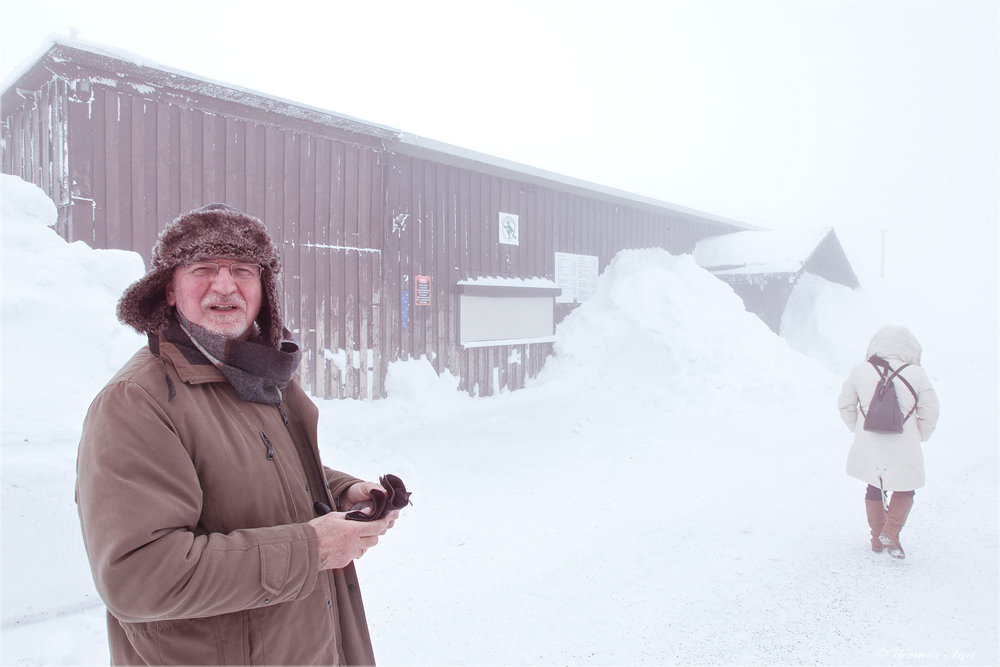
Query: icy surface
[{"left": 2, "top": 176, "right": 996, "bottom": 664}]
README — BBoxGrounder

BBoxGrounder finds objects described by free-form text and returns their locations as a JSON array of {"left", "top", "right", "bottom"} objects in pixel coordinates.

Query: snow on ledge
[
  {"left": 461, "top": 336, "right": 557, "bottom": 349},
  {"left": 457, "top": 276, "right": 559, "bottom": 289}
]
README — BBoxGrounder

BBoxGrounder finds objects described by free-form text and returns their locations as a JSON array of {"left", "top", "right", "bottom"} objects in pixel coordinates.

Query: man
[{"left": 77, "top": 204, "right": 397, "bottom": 665}]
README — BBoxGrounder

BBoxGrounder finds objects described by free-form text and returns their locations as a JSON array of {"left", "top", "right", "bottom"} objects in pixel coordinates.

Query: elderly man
[{"left": 77, "top": 204, "right": 397, "bottom": 665}]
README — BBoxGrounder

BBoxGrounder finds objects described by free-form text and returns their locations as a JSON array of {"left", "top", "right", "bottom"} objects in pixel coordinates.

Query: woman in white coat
[{"left": 837, "top": 325, "right": 940, "bottom": 559}]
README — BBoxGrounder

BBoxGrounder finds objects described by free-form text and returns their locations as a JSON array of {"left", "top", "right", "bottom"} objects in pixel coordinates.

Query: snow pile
[
  {"left": 0, "top": 175, "right": 147, "bottom": 446},
  {"left": 1, "top": 176, "right": 146, "bottom": 658},
  {"left": 384, "top": 356, "right": 465, "bottom": 402},
  {"left": 780, "top": 271, "right": 886, "bottom": 377},
  {"left": 535, "top": 247, "right": 837, "bottom": 403}
]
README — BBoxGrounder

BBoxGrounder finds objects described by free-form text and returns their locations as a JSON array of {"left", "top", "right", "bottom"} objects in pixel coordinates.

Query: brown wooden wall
[
  {"left": 3, "top": 76, "right": 384, "bottom": 400},
  {"left": 3, "top": 64, "right": 736, "bottom": 400},
  {"left": 2, "top": 77, "right": 71, "bottom": 227},
  {"left": 381, "top": 152, "right": 723, "bottom": 395},
  {"left": 727, "top": 274, "right": 796, "bottom": 334}
]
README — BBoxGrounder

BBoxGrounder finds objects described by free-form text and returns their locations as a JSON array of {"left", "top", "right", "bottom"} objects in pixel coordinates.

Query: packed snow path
[{"left": 2, "top": 176, "right": 996, "bottom": 665}]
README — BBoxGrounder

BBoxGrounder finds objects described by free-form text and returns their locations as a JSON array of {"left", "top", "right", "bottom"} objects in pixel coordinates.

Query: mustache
[{"left": 202, "top": 294, "right": 246, "bottom": 309}]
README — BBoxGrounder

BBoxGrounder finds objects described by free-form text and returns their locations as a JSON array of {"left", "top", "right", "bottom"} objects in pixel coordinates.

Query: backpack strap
[{"left": 892, "top": 366, "right": 918, "bottom": 424}]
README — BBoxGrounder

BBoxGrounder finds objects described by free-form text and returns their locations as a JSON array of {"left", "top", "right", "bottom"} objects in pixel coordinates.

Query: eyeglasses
[{"left": 181, "top": 262, "right": 262, "bottom": 281}]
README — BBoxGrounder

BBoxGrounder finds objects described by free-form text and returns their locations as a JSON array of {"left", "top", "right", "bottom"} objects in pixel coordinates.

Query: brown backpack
[{"left": 860, "top": 355, "right": 918, "bottom": 434}]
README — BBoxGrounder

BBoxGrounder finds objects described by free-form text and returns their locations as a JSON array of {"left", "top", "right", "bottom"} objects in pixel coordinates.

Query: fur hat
[{"left": 117, "top": 204, "right": 284, "bottom": 349}]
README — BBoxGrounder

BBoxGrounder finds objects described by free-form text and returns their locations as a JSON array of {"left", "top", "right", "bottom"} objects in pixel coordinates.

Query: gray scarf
[{"left": 162, "top": 311, "right": 302, "bottom": 405}]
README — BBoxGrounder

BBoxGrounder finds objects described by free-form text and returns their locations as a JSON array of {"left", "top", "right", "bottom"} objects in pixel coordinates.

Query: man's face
[{"left": 166, "top": 258, "right": 262, "bottom": 339}]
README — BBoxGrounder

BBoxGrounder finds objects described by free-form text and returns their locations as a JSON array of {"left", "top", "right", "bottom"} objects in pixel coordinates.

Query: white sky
[{"left": 1, "top": 1, "right": 998, "bottom": 282}]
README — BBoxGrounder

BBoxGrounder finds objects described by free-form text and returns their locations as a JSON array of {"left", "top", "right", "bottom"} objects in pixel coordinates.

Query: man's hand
[
  {"left": 340, "top": 481, "right": 401, "bottom": 528},
  {"left": 308, "top": 512, "right": 392, "bottom": 570},
  {"left": 340, "top": 481, "right": 383, "bottom": 511}
]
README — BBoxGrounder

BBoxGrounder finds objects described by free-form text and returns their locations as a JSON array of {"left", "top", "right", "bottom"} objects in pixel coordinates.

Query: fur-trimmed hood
[{"left": 117, "top": 204, "right": 285, "bottom": 349}]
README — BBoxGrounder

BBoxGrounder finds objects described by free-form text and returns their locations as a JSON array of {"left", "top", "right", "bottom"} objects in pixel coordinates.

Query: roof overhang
[{"left": 693, "top": 227, "right": 860, "bottom": 289}]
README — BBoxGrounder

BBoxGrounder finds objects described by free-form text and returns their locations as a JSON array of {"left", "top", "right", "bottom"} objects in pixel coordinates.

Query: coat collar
[{"left": 156, "top": 334, "right": 227, "bottom": 385}]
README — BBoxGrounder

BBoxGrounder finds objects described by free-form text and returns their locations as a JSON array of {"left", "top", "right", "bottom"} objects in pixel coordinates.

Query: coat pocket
[
  {"left": 259, "top": 542, "right": 291, "bottom": 595},
  {"left": 119, "top": 613, "right": 249, "bottom": 665}
]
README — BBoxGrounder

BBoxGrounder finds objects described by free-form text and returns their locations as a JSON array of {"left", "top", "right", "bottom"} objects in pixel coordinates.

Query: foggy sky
[{"left": 1, "top": 1, "right": 997, "bottom": 283}]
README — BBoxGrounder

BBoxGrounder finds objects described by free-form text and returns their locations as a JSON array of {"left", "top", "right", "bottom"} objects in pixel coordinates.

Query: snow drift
[
  {"left": 1, "top": 175, "right": 146, "bottom": 446},
  {"left": 533, "top": 247, "right": 838, "bottom": 406}
]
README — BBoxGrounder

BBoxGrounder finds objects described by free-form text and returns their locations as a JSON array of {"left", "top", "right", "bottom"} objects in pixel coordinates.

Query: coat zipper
[
  {"left": 278, "top": 403, "right": 335, "bottom": 515},
  {"left": 261, "top": 429, "right": 299, "bottom": 521}
]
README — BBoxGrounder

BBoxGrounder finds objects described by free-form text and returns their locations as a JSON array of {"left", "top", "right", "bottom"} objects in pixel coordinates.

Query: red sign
[{"left": 415, "top": 275, "right": 431, "bottom": 306}]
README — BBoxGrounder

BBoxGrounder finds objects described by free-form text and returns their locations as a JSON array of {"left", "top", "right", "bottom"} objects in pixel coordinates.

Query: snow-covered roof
[
  {"left": 692, "top": 227, "right": 834, "bottom": 275},
  {"left": 3, "top": 37, "right": 757, "bottom": 233},
  {"left": 1, "top": 36, "right": 401, "bottom": 142}
]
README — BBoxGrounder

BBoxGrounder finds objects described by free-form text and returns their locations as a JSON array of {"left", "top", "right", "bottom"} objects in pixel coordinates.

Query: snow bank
[
  {"left": 780, "top": 271, "right": 887, "bottom": 377},
  {"left": 383, "top": 357, "right": 464, "bottom": 402},
  {"left": 1, "top": 175, "right": 147, "bottom": 446},
  {"left": 533, "top": 247, "right": 838, "bottom": 403},
  {"left": 1, "top": 176, "right": 147, "bottom": 646}
]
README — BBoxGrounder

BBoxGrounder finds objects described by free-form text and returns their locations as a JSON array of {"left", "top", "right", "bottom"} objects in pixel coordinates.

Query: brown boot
[
  {"left": 866, "top": 499, "right": 887, "bottom": 553},
  {"left": 879, "top": 493, "right": 914, "bottom": 559}
]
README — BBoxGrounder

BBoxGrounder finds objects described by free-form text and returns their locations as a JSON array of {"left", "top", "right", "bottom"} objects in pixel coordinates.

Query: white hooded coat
[{"left": 837, "top": 325, "right": 940, "bottom": 491}]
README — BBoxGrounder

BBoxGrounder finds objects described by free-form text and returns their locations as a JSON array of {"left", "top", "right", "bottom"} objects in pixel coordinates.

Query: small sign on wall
[
  {"left": 499, "top": 212, "right": 519, "bottom": 246},
  {"left": 415, "top": 276, "right": 431, "bottom": 306}
]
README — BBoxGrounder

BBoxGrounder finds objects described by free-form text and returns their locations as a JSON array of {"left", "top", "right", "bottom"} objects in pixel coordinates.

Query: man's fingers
[
  {"left": 355, "top": 517, "right": 391, "bottom": 536},
  {"left": 315, "top": 511, "right": 389, "bottom": 533}
]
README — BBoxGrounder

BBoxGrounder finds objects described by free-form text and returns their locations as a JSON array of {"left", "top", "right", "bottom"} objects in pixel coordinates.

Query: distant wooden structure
[
  {"left": 693, "top": 227, "right": 859, "bottom": 333},
  {"left": 3, "top": 38, "right": 754, "bottom": 399}
]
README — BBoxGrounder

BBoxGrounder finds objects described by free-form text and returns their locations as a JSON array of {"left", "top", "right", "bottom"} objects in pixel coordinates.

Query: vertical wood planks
[
  {"left": 90, "top": 85, "right": 107, "bottom": 249},
  {"left": 356, "top": 147, "right": 372, "bottom": 400},
  {"left": 68, "top": 83, "right": 94, "bottom": 246},
  {"left": 343, "top": 144, "right": 359, "bottom": 399},
  {"left": 370, "top": 150, "right": 385, "bottom": 399},
  {"left": 314, "top": 138, "right": 332, "bottom": 399},
  {"left": 330, "top": 141, "right": 346, "bottom": 397},
  {"left": 2, "top": 70, "right": 746, "bottom": 402},
  {"left": 298, "top": 134, "right": 316, "bottom": 395}
]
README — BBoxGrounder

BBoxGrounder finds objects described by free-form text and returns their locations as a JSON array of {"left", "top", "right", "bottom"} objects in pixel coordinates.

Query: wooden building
[
  {"left": 2, "top": 38, "right": 754, "bottom": 399},
  {"left": 692, "top": 227, "right": 859, "bottom": 333}
]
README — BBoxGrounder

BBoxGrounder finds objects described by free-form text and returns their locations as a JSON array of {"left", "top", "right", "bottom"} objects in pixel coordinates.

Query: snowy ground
[{"left": 2, "top": 174, "right": 997, "bottom": 665}]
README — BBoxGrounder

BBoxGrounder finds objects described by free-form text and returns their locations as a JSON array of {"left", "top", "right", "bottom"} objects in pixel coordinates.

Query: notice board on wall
[{"left": 554, "top": 252, "right": 599, "bottom": 304}]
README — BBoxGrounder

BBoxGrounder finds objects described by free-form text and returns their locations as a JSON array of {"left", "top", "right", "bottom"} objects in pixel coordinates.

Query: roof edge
[
  {"left": 392, "top": 132, "right": 763, "bottom": 231},
  {"left": 2, "top": 36, "right": 404, "bottom": 142},
  {"left": 4, "top": 37, "right": 762, "bottom": 233}
]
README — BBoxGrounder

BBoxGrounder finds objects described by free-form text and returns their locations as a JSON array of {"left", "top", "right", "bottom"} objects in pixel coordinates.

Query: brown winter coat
[{"left": 76, "top": 336, "right": 376, "bottom": 665}]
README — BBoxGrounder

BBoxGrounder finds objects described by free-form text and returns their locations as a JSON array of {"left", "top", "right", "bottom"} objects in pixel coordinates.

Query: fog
[
  {"left": 2, "top": 5, "right": 997, "bottom": 662},
  {"left": 2, "top": 1, "right": 997, "bottom": 286}
]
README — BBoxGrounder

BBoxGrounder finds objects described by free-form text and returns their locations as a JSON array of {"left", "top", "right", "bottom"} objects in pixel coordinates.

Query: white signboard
[
  {"left": 499, "top": 212, "right": 519, "bottom": 246},
  {"left": 554, "top": 252, "right": 599, "bottom": 304}
]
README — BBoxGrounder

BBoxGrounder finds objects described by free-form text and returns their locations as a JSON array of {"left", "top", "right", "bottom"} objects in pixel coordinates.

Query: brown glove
[{"left": 346, "top": 474, "right": 413, "bottom": 521}]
